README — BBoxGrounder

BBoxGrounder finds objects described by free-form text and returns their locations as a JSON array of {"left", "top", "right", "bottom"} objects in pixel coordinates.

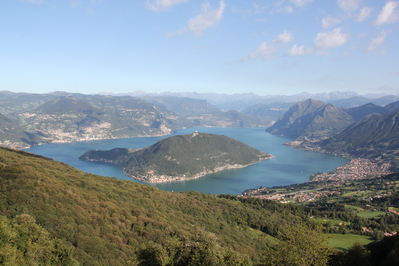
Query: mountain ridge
[{"left": 266, "top": 99, "right": 355, "bottom": 140}]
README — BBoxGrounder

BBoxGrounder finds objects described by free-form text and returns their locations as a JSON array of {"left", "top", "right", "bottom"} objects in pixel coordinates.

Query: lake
[{"left": 25, "top": 127, "right": 348, "bottom": 195}]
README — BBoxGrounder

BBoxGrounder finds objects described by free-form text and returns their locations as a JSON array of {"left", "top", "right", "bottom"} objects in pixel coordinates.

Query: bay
[{"left": 25, "top": 127, "right": 348, "bottom": 195}]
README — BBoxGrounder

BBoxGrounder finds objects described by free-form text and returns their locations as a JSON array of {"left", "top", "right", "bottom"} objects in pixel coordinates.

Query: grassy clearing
[
  {"left": 388, "top": 207, "right": 399, "bottom": 212},
  {"left": 327, "top": 234, "right": 374, "bottom": 251},
  {"left": 356, "top": 210, "right": 386, "bottom": 218},
  {"left": 248, "top": 228, "right": 279, "bottom": 245},
  {"left": 345, "top": 204, "right": 362, "bottom": 211},
  {"left": 342, "top": 190, "right": 372, "bottom": 197},
  {"left": 312, "top": 218, "right": 350, "bottom": 226}
]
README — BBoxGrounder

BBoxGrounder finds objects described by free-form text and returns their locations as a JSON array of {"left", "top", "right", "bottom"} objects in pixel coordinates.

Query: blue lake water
[{"left": 25, "top": 127, "right": 348, "bottom": 195}]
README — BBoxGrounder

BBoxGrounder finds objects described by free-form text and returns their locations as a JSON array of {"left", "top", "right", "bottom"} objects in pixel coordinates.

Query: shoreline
[
  {"left": 125, "top": 154, "right": 274, "bottom": 183},
  {"left": 242, "top": 157, "right": 393, "bottom": 199}
]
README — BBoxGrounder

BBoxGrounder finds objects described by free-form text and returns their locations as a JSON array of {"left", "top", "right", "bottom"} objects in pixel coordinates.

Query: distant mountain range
[
  {"left": 107, "top": 90, "right": 399, "bottom": 111},
  {"left": 1, "top": 90, "right": 399, "bottom": 149},
  {"left": 267, "top": 99, "right": 399, "bottom": 140},
  {"left": 0, "top": 91, "right": 272, "bottom": 148},
  {"left": 266, "top": 99, "right": 355, "bottom": 140},
  {"left": 241, "top": 102, "right": 295, "bottom": 121},
  {"left": 79, "top": 132, "right": 272, "bottom": 183},
  {"left": 139, "top": 95, "right": 273, "bottom": 127},
  {"left": 18, "top": 96, "right": 182, "bottom": 144},
  {"left": 267, "top": 98, "right": 399, "bottom": 171}
]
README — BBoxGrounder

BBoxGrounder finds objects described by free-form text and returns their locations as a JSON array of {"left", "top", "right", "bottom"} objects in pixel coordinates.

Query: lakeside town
[{"left": 242, "top": 158, "right": 393, "bottom": 203}]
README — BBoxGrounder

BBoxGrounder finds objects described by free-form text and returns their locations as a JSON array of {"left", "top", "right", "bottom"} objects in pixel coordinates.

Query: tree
[
  {"left": 268, "top": 222, "right": 332, "bottom": 266},
  {"left": 330, "top": 243, "right": 371, "bottom": 266},
  {"left": 0, "top": 214, "right": 78, "bottom": 266},
  {"left": 137, "top": 230, "right": 251, "bottom": 266}
]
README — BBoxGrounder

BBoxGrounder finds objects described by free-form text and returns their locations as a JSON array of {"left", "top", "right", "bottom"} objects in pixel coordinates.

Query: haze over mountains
[{"left": 103, "top": 90, "right": 399, "bottom": 111}]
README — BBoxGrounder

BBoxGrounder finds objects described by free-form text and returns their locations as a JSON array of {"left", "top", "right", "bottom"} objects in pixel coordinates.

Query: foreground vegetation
[{"left": 1, "top": 147, "right": 399, "bottom": 265}]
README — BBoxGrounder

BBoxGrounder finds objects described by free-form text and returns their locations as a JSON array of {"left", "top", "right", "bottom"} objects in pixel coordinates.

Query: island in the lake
[{"left": 79, "top": 131, "right": 273, "bottom": 183}]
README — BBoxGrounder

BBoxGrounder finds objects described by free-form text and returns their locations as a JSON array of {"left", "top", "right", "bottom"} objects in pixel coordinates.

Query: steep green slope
[
  {"left": 0, "top": 214, "right": 78, "bottom": 265},
  {"left": 80, "top": 132, "right": 273, "bottom": 182},
  {"left": 266, "top": 99, "right": 355, "bottom": 140},
  {"left": 0, "top": 147, "right": 329, "bottom": 265},
  {"left": 319, "top": 111, "right": 399, "bottom": 169}
]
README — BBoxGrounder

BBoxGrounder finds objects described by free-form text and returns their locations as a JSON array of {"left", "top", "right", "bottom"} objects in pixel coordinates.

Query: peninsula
[{"left": 79, "top": 132, "right": 273, "bottom": 183}]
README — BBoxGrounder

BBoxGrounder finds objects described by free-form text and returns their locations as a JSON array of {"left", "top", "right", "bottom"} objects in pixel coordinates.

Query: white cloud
[
  {"left": 169, "top": 1, "right": 225, "bottom": 36},
  {"left": 313, "top": 27, "right": 348, "bottom": 50},
  {"left": 357, "top": 7, "right": 372, "bottom": 22},
  {"left": 146, "top": 0, "right": 189, "bottom": 12},
  {"left": 374, "top": 1, "right": 399, "bottom": 25},
  {"left": 19, "top": 0, "right": 44, "bottom": 4},
  {"left": 367, "top": 30, "right": 390, "bottom": 52},
  {"left": 322, "top": 16, "right": 341, "bottom": 29},
  {"left": 274, "top": 30, "right": 294, "bottom": 43},
  {"left": 337, "top": 0, "right": 361, "bottom": 11},
  {"left": 271, "top": 0, "right": 312, "bottom": 14},
  {"left": 242, "top": 42, "right": 275, "bottom": 61},
  {"left": 288, "top": 45, "right": 313, "bottom": 56},
  {"left": 290, "top": 0, "right": 313, "bottom": 7},
  {"left": 187, "top": 0, "right": 226, "bottom": 35}
]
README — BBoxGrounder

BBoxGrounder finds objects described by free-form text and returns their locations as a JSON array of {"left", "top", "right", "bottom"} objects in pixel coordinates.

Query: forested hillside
[
  {"left": 79, "top": 132, "right": 272, "bottom": 182},
  {"left": 318, "top": 111, "right": 399, "bottom": 170},
  {"left": 2, "top": 146, "right": 399, "bottom": 265},
  {"left": 0, "top": 147, "right": 332, "bottom": 265}
]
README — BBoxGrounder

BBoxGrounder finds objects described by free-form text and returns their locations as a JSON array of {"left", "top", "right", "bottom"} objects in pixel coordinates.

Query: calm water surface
[{"left": 26, "top": 128, "right": 348, "bottom": 195}]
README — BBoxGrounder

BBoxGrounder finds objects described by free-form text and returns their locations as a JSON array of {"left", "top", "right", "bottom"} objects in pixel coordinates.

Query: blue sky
[{"left": 1, "top": 0, "right": 399, "bottom": 96}]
